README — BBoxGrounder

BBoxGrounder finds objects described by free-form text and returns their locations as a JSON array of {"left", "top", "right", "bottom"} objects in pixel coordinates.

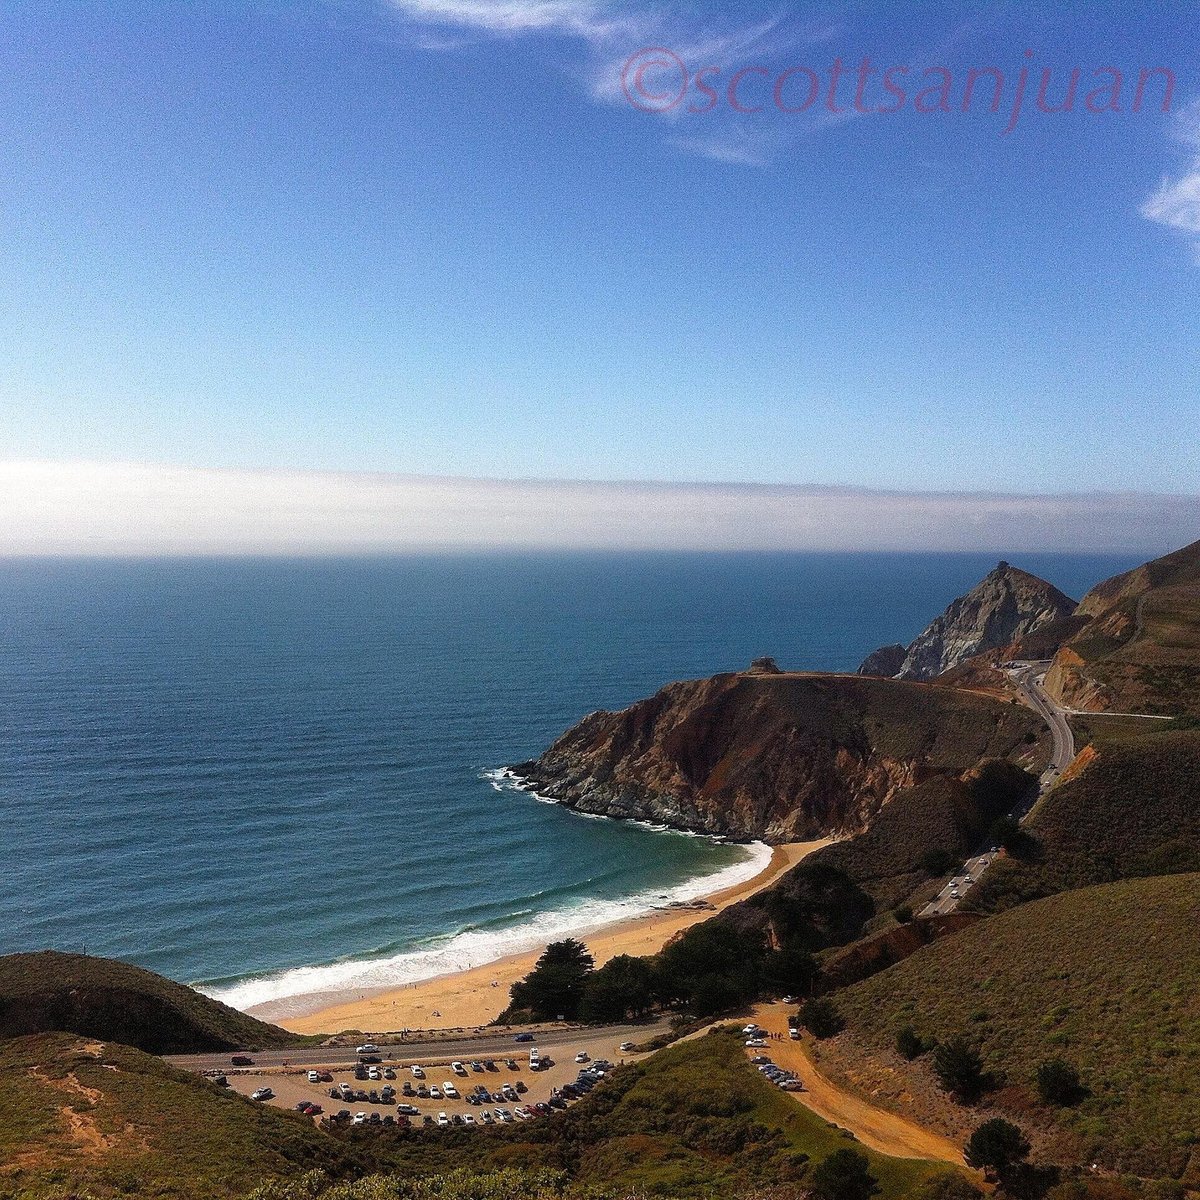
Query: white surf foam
[{"left": 201, "top": 806, "right": 772, "bottom": 1018}]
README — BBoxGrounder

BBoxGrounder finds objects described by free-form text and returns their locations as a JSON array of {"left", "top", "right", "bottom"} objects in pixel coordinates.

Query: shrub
[
  {"left": 1035, "top": 1059, "right": 1083, "bottom": 1106},
  {"left": 800, "top": 998, "right": 844, "bottom": 1040},
  {"left": 964, "top": 1118, "right": 1030, "bottom": 1175},
  {"left": 810, "top": 1149, "right": 880, "bottom": 1200},
  {"left": 932, "top": 1037, "right": 985, "bottom": 1101},
  {"left": 895, "top": 1025, "right": 927, "bottom": 1061}
]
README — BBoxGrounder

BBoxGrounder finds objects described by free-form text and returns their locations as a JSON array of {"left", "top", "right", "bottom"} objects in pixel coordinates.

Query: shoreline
[{"left": 263, "top": 839, "right": 827, "bottom": 1036}]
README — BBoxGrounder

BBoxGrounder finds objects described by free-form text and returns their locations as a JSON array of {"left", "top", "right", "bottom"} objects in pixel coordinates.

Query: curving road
[
  {"left": 165, "top": 1020, "right": 672, "bottom": 1075},
  {"left": 920, "top": 660, "right": 1074, "bottom": 917}
]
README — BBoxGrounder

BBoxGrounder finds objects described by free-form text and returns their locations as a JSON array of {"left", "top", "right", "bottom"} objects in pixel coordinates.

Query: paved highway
[
  {"left": 920, "top": 661, "right": 1075, "bottom": 917},
  {"left": 166, "top": 1020, "right": 673, "bottom": 1074}
]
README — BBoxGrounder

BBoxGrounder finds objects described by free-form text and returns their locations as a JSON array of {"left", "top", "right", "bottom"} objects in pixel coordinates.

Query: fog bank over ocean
[{"left": 1, "top": 461, "right": 1196, "bottom": 556}]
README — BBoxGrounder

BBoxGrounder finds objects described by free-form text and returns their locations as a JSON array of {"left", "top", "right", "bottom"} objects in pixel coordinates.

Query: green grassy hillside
[
  {"left": 0, "top": 952, "right": 304, "bottom": 1054},
  {"left": 968, "top": 729, "right": 1200, "bottom": 912},
  {"left": 332, "top": 1030, "right": 946, "bottom": 1200},
  {"left": 836, "top": 874, "right": 1200, "bottom": 1181},
  {"left": 0, "top": 1033, "right": 355, "bottom": 1199}
]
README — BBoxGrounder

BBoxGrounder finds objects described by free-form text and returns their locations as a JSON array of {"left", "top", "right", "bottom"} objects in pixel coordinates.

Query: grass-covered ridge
[
  {"left": 836, "top": 873, "right": 1200, "bottom": 1181},
  {"left": 0, "top": 951, "right": 305, "bottom": 1054},
  {"left": 0, "top": 1033, "right": 355, "bottom": 1199}
]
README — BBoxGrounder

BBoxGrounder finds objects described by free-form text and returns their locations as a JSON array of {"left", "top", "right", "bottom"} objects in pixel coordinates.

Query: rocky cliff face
[
  {"left": 892, "top": 562, "right": 1077, "bottom": 680},
  {"left": 514, "top": 668, "right": 1045, "bottom": 842},
  {"left": 856, "top": 644, "right": 906, "bottom": 677}
]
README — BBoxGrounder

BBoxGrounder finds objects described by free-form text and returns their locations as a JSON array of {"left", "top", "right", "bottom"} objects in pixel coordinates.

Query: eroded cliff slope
[{"left": 515, "top": 669, "right": 1046, "bottom": 841}]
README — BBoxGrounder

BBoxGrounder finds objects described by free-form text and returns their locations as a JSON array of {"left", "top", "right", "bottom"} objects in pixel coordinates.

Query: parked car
[
  {"left": 443, "top": 1083, "right": 459, "bottom": 1099},
  {"left": 451, "top": 1061, "right": 468, "bottom": 1076},
  {"left": 619, "top": 1041, "right": 635, "bottom": 1053},
  {"left": 437, "top": 1112, "right": 450, "bottom": 1127},
  {"left": 211, "top": 1074, "right": 228, "bottom": 1087},
  {"left": 250, "top": 1087, "right": 274, "bottom": 1102},
  {"left": 307, "top": 1070, "right": 321, "bottom": 1084},
  {"left": 352, "top": 1112, "right": 367, "bottom": 1126},
  {"left": 411, "top": 1065, "right": 425, "bottom": 1078}
]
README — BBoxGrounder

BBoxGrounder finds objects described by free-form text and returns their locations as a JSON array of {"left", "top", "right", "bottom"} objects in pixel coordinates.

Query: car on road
[
  {"left": 230, "top": 1055, "right": 254, "bottom": 1067},
  {"left": 356, "top": 1044, "right": 380, "bottom": 1055},
  {"left": 250, "top": 1087, "right": 274, "bottom": 1102},
  {"left": 514, "top": 1033, "right": 534, "bottom": 1042}
]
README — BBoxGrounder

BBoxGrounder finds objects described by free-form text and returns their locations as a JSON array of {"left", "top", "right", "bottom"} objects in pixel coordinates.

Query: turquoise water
[{"left": 0, "top": 552, "right": 1138, "bottom": 1013}]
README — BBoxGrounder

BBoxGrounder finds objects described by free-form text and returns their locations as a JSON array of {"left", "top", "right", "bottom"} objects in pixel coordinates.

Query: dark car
[
  {"left": 534, "top": 1102, "right": 551, "bottom": 1116},
  {"left": 336, "top": 1108, "right": 351, "bottom": 1120},
  {"left": 230, "top": 1055, "right": 254, "bottom": 1067},
  {"left": 549, "top": 1095, "right": 566, "bottom": 1109},
  {"left": 354, "top": 1065, "right": 369, "bottom": 1081},
  {"left": 359, "top": 1054, "right": 383, "bottom": 1064},
  {"left": 515, "top": 1080, "right": 527, "bottom": 1094},
  {"left": 422, "top": 1115, "right": 434, "bottom": 1126},
  {"left": 210, "top": 1074, "right": 228, "bottom": 1087},
  {"left": 368, "top": 1090, "right": 379, "bottom": 1103},
  {"left": 514, "top": 1033, "right": 534, "bottom": 1043},
  {"left": 484, "top": 1059, "right": 498, "bottom": 1071},
  {"left": 505, "top": 1058, "right": 518, "bottom": 1070},
  {"left": 383, "top": 1067, "right": 396, "bottom": 1079}
]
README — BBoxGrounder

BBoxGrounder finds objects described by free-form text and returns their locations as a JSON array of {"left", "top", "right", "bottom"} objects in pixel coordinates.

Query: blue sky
[{"left": 1, "top": 0, "right": 1198, "bottom": 498}]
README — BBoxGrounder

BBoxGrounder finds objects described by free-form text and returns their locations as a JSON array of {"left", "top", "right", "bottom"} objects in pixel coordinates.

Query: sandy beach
[{"left": 267, "top": 839, "right": 828, "bottom": 1036}]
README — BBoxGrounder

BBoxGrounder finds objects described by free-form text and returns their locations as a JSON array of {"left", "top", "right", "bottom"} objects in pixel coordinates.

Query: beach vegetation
[{"left": 507, "top": 940, "right": 595, "bottom": 1021}]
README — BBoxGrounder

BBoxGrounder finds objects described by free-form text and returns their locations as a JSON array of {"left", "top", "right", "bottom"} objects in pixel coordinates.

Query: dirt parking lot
[{"left": 223, "top": 1028, "right": 645, "bottom": 1125}]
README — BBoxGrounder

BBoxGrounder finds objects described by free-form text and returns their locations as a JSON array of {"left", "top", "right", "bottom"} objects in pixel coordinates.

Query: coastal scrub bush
[
  {"left": 895, "top": 1026, "right": 927, "bottom": 1061},
  {"left": 1035, "top": 1059, "right": 1083, "bottom": 1106},
  {"left": 932, "top": 1038, "right": 985, "bottom": 1101},
  {"left": 964, "top": 1118, "right": 1030, "bottom": 1177},
  {"left": 799, "top": 998, "right": 844, "bottom": 1040},
  {"left": 810, "top": 1149, "right": 880, "bottom": 1200}
]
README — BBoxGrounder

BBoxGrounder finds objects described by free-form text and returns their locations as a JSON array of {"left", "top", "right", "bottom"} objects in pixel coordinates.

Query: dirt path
[{"left": 749, "top": 1004, "right": 968, "bottom": 1168}]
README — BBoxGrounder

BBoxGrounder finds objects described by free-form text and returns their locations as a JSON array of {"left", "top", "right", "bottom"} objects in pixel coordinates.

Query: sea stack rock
[
  {"left": 896, "top": 562, "right": 1077, "bottom": 680},
  {"left": 856, "top": 644, "right": 907, "bottom": 677}
]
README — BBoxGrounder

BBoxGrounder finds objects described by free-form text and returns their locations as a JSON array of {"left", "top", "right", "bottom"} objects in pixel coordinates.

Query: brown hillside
[{"left": 1045, "top": 538, "right": 1200, "bottom": 716}]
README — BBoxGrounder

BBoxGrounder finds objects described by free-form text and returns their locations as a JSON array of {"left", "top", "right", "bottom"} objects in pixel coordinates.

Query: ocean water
[{"left": 0, "top": 551, "right": 1139, "bottom": 1013}]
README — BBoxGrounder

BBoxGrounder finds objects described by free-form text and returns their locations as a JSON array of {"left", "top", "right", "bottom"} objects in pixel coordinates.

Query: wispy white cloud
[
  {"left": 0, "top": 462, "right": 1194, "bottom": 556},
  {"left": 383, "top": 0, "right": 639, "bottom": 41},
  {"left": 1142, "top": 99, "right": 1200, "bottom": 256},
  {"left": 380, "top": 0, "right": 849, "bottom": 165}
]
